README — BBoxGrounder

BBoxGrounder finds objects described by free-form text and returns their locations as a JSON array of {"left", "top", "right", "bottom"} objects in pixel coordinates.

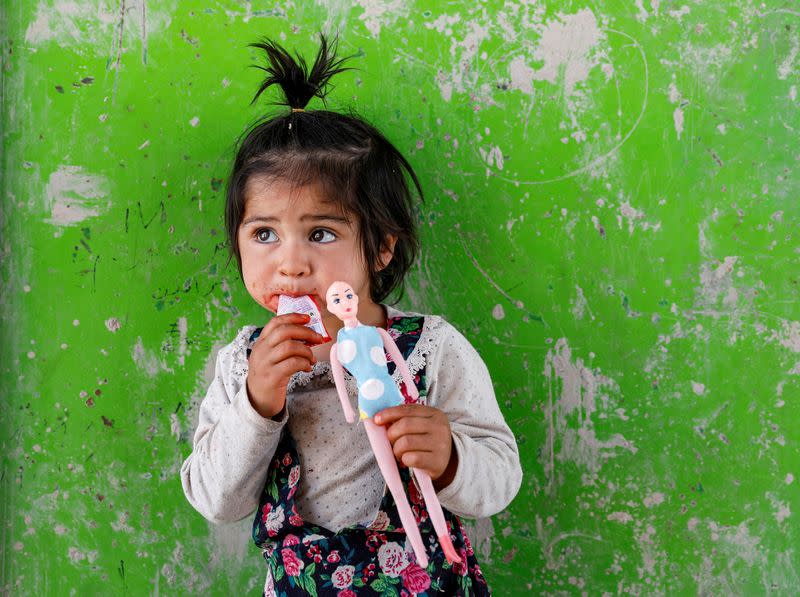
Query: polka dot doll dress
[{"left": 335, "top": 324, "right": 402, "bottom": 420}]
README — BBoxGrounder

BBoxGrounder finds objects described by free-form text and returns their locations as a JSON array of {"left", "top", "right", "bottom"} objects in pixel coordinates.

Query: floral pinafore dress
[{"left": 247, "top": 316, "right": 491, "bottom": 596}]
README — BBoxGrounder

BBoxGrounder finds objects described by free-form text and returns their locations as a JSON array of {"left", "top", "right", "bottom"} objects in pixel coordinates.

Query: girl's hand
[
  {"left": 374, "top": 405, "right": 458, "bottom": 490},
  {"left": 246, "top": 313, "right": 324, "bottom": 418}
]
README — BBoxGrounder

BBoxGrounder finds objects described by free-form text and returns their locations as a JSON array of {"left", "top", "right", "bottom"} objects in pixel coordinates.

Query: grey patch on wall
[{"left": 461, "top": 517, "right": 495, "bottom": 563}]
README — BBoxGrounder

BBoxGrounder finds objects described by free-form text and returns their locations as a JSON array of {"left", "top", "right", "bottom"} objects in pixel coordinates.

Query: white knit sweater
[{"left": 180, "top": 306, "right": 522, "bottom": 532}]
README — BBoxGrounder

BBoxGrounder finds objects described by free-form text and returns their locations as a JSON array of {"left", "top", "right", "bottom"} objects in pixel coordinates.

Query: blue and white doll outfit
[{"left": 335, "top": 324, "right": 402, "bottom": 419}]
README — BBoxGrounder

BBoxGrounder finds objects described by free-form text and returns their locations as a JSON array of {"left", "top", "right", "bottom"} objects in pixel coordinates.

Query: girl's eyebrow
[{"left": 241, "top": 214, "right": 350, "bottom": 226}]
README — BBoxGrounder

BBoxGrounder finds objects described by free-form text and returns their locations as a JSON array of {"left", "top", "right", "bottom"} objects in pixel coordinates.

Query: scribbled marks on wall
[
  {"left": 542, "top": 338, "right": 636, "bottom": 492},
  {"left": 45, "top": 165, "right": 110, "bottom": 226}
]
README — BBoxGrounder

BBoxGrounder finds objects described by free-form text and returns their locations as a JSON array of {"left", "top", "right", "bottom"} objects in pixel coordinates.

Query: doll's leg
[
  {"left": 411, "top": 469, "right": 462, "bottom": 564},
  {"left": 363, "top": 419, "right": 429, "bottom": 568}
]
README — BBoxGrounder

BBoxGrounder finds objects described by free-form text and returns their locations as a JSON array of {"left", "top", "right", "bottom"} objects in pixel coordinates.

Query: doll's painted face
[{"left": 326, "top": 282, "right": 359, "bottom": 321}]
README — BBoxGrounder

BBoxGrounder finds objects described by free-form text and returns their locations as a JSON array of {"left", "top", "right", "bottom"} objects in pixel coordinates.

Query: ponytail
[{"left": 249, "top": 34, "right": 352, "bottom": 110}]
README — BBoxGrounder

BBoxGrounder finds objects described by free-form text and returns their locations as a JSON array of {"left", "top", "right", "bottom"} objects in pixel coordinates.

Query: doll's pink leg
[
  {"left": 363, "top": 419, "right": 429, "bottom": 569},
  {"left": 412, "top": 469, "right": 462, "bottom": 565}
]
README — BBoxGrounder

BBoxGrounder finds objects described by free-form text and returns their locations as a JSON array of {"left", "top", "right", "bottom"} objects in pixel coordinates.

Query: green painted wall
[{"left": 2, "top": 1, "right": 798, "bottom": 594}]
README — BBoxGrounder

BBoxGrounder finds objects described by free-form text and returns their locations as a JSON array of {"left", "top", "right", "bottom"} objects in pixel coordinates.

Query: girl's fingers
[
  {"left": 391, "top": 431, "right": 450, "bottom": 459},
  {"left": 259, "top": 322, "right": 325, "bottom": 349},
  {"left": 374, "top": 404, "right": 430, "bottom": 425},
  {"left": 384, "top": 414, "right": 445, "bottom": 444},
  {"left": 267, "top": 339, "right": 316, "bottom": 365},
  {"left": 270, "top": 356, "right": 315, "bottom": 378},
  {"left": 399, "top": 451, "right": 440, "bottom": 474},
  {"left": 283, "top": 356, "right": 315, "bottom": 373}
]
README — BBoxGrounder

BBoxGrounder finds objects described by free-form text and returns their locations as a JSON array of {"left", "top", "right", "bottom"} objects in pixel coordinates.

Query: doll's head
[
  {"left": 225, "top": 34, "right": 422, "bottom": 304},
  {"left": 326, "top": 281, "right": 359, "bottom": 323}
]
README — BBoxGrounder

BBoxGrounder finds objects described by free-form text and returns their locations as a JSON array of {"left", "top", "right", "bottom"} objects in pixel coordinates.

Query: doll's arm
[
  {"left": 378, "top": 328, "right": 419, "bottom": 401},
  {"left": 329, "top": 343, "right": 357, "bottom": 423}
]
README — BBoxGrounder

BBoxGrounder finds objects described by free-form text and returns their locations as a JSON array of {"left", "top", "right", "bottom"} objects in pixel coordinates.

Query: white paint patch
[
  {"left": 131, "top": 337, "right": 174, "bottom": 377},
  {"left": 634, "top": 0, "right": 649, "bottom": 22},
  {"left": 687, "top": 517, "right": 700, "bottom": 531},
  {"left": 668, "top": 81, "right": 680, "bottom": 104},
  {"left": 492, "top": 304, "right": 505, "bottom": 320},
  {"left": 571, "top": 285, "right": 593, "bottom": 321},
  {"left": 111, "top": 511, "right": 134, "bottom": 533},
  {"left": 177, "top": 316, "right": 188, "bottom": 366},
  {"left": 777, "top": 320, "right": 800, "bottom": 353},
  {"left": 479, "top": 145, "right": 504, "bottom": 170},
  {"left": 355, "top": 0, "right": 408, "bottom": 37},
  {"left": 170, "top": 413, "right": 181, "bottom": 440},
  {"left": 691, "top": 381, "right": 706, "bottom": 396},
  {"left": 542, "top": 339, "right": 636, "bottom": 492},
  {"left": 668, "top": 6, "right": 691, "bottom": 20},
  {"left": 45, "top": 166, "right": 109, "bottom": 226},
  {"left": 617, "top": 200, "right": 661, "bottom": 234},
  {"left": 189, "top": 116, "right": 200, "bottom": 127},
  {"left": 508, "top": 55, "right": 535, "bottom": 95},
  {"left": 777, "top": 35, "right": 798, "bottom": 80},
  {"left": 696, "top": 256, "right": 739, "bottom": 310},
  {"left": 607, "top": 511, "right": 633, "bottom": 523},
  {"left": 766, "top": 492, "right": 791, "bottom": 525},
  {"left": 791, "top": 86, "right": 797, "bottom": 102},
  {"left": 105, "top": 317, "right": 121, "bottom": 333},
  {"left": 68, "top": 547, "right": 98, "bottom": 563},
  {"left": 786, "top": 473, "right": 795, "bottom": 485},
  {"left": 708, "top": 520, "right": 762, "bottom": 566},
  {"left": 673, "top": 106, "right": 685, "bottom": 139},
  {"left": 643, "top": 492, "right": 665, "bottom": 508},
  {"left": 530, "top": 9, "right": 603, "bottom": 95},
  {"left": 25, "top": 0, "right": 171, "bottom": 53}
]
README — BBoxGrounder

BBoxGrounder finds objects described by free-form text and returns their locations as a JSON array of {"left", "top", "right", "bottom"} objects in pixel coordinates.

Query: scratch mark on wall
[{"left": 457, "top": 234, "right": 544, "bottom": 324}]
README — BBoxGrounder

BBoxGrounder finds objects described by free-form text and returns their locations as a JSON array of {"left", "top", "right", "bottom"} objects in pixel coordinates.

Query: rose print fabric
[{"left": 249, "top": 316, "right": 491, "bottom": 596}]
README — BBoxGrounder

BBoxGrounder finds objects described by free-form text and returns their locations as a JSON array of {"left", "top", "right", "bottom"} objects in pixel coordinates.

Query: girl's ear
[{"left": 377, "top": 235, "right": 398, "bottom": 271}]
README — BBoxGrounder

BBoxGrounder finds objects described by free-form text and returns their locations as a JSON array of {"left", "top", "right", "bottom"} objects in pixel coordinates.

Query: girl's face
[{"left": 237, "top": 177, "right": 389, "bottom": 333}]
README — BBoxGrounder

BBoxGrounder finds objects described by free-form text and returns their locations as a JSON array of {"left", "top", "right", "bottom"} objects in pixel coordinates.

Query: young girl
[{"left": 181, "top": 35, "right": 522, "bottom": 596}]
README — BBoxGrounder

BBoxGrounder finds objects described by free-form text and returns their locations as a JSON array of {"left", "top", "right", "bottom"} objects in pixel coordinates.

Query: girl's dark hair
[{"left": 225, "top": 34, "right": 422, "bottom": 304}]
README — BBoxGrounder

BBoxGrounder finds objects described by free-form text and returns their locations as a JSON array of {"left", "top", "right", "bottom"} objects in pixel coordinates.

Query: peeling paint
[{"left": 45, "top": 166, "right": 109, "bottom": 226}]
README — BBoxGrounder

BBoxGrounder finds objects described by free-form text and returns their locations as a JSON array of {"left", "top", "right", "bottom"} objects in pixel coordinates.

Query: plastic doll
[{"left": 326, "top": 281, "right": 461, "bottom": 568}]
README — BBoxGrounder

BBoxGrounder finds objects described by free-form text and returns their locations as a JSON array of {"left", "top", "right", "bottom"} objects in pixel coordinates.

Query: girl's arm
[
  {"left": 329, "top": 343, "right": 357, "bottom": 423},
  {"left": 378, "top": 327, "right": 419, "bottom": 402},
  {"left": 424, "top": 319, "right": 523, "bottom": 519},
  {"left": 180, "top": 327, "right": 288, "bottom": 523}
]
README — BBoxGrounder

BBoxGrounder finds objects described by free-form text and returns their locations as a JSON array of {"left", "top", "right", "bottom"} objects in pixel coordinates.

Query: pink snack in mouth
[{"left": 277, "top": 295, "right": 331, "bottom": 345}]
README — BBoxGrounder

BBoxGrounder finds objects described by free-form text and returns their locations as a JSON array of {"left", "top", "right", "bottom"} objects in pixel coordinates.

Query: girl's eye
[
  {"left": 333, "top": 298, "right": 340, "bottom": 304},
  {"left": 346, "top": 294, "right": 353, "bottom": 299},
  {"left": 255, "top": 229, "right": 278, "bottom": 243},
  {"left": 309, "top": 229, "right": 336, "bottom": 243}
]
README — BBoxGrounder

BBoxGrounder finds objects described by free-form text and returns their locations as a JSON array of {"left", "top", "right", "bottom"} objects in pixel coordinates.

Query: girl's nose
[{"left": 277, "top": 245, "right": 311, "bottom": 277}]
